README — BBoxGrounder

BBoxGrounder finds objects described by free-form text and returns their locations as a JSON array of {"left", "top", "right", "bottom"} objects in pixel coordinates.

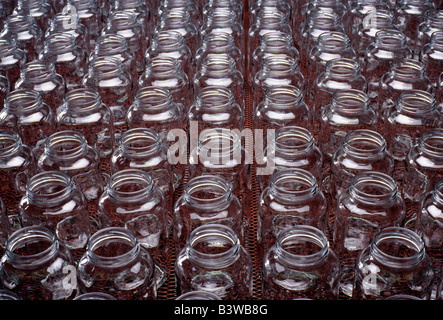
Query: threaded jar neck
[
  {"left": 273, "top": 126, "right": 315, "bottom": 156},
  {"left": 330, "top": 89, "right": 370, "bottom": 116},
  {"left": 134, "top": 86, "right": 173, "bottom": 110},
  {"left": 21, "top": 61, "right": 57, "bottom": 84},
  {"left": 26, "top": 171, "right": 74, "bottom": 206},
  {"left": 44, "top": 33, "right": 77, "bottom": 55},
  {"left": 392, "top": 59, "right": 426, "bottom": 80},
  {"left": 348, "top": 171, "right": 398, "bottom": 206},
  {"left": 196, "top": 86, "right": 236, "bottom": 110},
  {"left": 325, "top": 58, "right": 361, "bottom": 79},
  {"left": 119, "top": 127, "right": 163, "bottom": 159},
  {"left": 269, "top": 168, "right": 319, "bottom": 203},
  {"left": 0, "top": 130, "right": 23, "bottom": 158},
  {"left": 374, "top": 30, "right": 408, "bottom": 50},
  {"left": 45, "top": 130, "right": 89, "bottom": 160},
  {"left": 64, "top": 87, "right": 103, "bottom": 113},
  {"left": 5, "top": 89, "right": 44, "bottom": 114},
  {"left": 418, "top": 129, "right": 443, "bottom": 159},
  {"left": 317, "top": 31, "right": 351, "bottom": 52},
  {"left": 396, "top": 90, "right": 436, "bottom": 115},
  {"left": 183, "top": 175, "right": 232, "bottom": 210},
  {"left": 342, "top": 129, "right": 387, "bottom": 160},
  {"left": 264, "top": 85, "right": 304, "bottom": 109},
  {"left": 107, "top": 169, "right": 155, "bottom": 203}
]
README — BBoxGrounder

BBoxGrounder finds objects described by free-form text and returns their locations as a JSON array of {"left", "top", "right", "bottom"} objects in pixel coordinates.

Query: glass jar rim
[
  {"left": 119, "top": 127, "right": 163, "bottom": 157},
  {"left": 349, "top": 171, "right": 398, "bottom": 204},
  {"left": 342, "top": 129, "right": 387, "bottom": 159},
  {"left": 183, "top": 174, "right": 232, "bottom": 208},
  {"left": 107, "top": 168, "right": 155, "bottom": 202}
]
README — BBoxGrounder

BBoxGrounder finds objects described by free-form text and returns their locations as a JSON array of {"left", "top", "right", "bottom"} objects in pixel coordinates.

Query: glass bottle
[
  {"left": 257, "top": 168, "right": 328, "bottom": 258},
  {"left": 188, "top": 86, "right": 244, "bottom": 133},
  {"left": 258, "top": 126, "right": 323, "bottom": 191},
  {"left": 0, "top": 89, "right": 55, "bottom": 157},
  {"left": 37, "top": 130, "right": 104, "bottom": 217},
  {"left": 82, "top": 56, "right": 133, "bottom": 137},
  {"left": 420, "top": 30, "right": 443, "bottom": 88},
  {"left": 403, "top": 129, "right": 443, "bottom": 203},
  {"left": 333, "top": 171, "right": 406, "bottom": 298},
  {"left": 194, "top": 54, "right": 244, "bottom": 108},
  {"left": 330, "top": 129, "right": 395, "bottom": 200},
  {"left": 138, "top": 56, "right": 192, "bottom": 110},
  {"left": 262, "top": 225, "right": 340, "bottom": 300},
  {"left": 353, "top": 227, "right": 435, "bottom": 300},
  {"left": 0, "top": 38, "right": 27, "bottom": 90},
  {"left": 318, "top": 89, "right": 377, "bottom": 160},
  {"left": 173, "top": 174, "right": 243, "bottom": 254},
  {"left": 0, "top": 14, "right": 43, "bottom": 62},
  {"left": 77, "top": 227, "right": 157, "bottom": 299},
  {"left": 39, "top": 33, "right": 88, "bottom": 91},
  {"left": 96, "top": 169, "right": 169, "bottom": 287},
  {"left": 362, "top": 30, "right": 413, "bottom": 103},
  {"left": 13, "top": 0, "right": 54, "bottom": 32},
  {"left": 0, "top": 225, "right": 80, "bottom": 300},
  {"left": 175, "top": 223, "right": 253, "bottom": 299},
  {"left": 0, "top": 130, "right": 36, "bottom": 216},
  {"left": 14, "top": 61, "right": 66, "bottom": 114},
  {"left": 18, "top": 170, "right": 91, "bottom": 258},
  {"left": 110, "top": 127, "right": 175, "bottom": 213}
]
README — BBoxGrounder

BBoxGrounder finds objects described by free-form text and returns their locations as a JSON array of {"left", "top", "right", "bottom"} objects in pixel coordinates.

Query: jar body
[{"left": 262, "top": 226, "right": 340, "bottom": 300}]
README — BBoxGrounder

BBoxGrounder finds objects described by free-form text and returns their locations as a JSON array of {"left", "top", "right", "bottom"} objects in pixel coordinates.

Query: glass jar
[
  {"left": 258, "top": 126, "right": 323, "bottom": 191},
  {"left": 333, "top": 171, "right": 406, "bottom": 298},
  {"left": 77, "top": 227, "right": 157, "bottom": 299},
  {"left": 353, "top": 227, "right": 435, "bottom": 300},
  {"left": 330, "top": 129, "right": 395, "bottom": 200},
  {"left": 14, "top": 61, "right": 66, "bottom": 114},
  {"left": 82, "top": 56, "right": 133, "bottom": 137},
  {"left": 56, "top": 87, "right": 115, "bottom": 175},
  {"left": 253, "top": 55, "right": 305, "bottom": 110},
  {"left": 13, "top": 0, "right": 54, "bottom": 32},
  {"left": 0, "top": 89, "right": 55, "bottom": 157},
  {"left": 0, "top": 225, "right": 80, "bottom": 300},
  {"left": 0, "top": 130, "right": 36, "bottom": 215},
  {"left": 254, "top": 85, "right": 312, "bottom": 134},
  {"left": 262, "top": 225, "right": 340, "bottom": 300},
  {"left": 194, "top": 54, "right": 244, "bottom": 108},
  {"left": 175, "top": 223, "right": 253, "bottom": 299},
  {"left": 97, "top": 169, "right": 169, "bottom": 286},
  {"left": 18, "top": 171, "right": 90, "bottom": 257},
  {"left": 403, "top": 129, "right": 443, "bottom": 202},
  {"left": 0, "top": 38, "right": 27, "bottom": 90},
  {"left": 110, "top": 0, "right": 151, "bottom": 36},
  {"left": 318, "top": 89, "right": 377, "bottom": 160},
  {"left": 188, "top": 86, "right": 244, "bottom": 132},
  {"left": 37, "top": 130, "right": 104, "bottom": 216},
  {"left": 417, "top": 9, "right": 443, "bottom": 52},
  {"left": 420, "top": 30, "right": 443, "bottom": 88},
  {"left": 138, "top": 56, "right": 192, "bottom": 110},
  {"left": 0, "top": 14, "right": 43, "bottom": 62},
  {"left": 362, "top": 30, "right": 413, "bottom": 103},
  {"left": 173, "top": 174, "right": 243, "bottom": 254},
  {"left": 39, "top": 33, "right": 88, "bottom": 91},
  {"left": 110, "top": 128, "right": 175, "bottom": 213},
  {"left": 257, "top": 168, "right": 328, "bottom": 258}
]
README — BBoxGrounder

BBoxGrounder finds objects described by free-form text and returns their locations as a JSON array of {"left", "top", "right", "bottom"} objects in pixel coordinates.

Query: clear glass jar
[
  {"left": 39, "top": 33, "right": 87, "bottom": 91},
  {"left": 138, "top": 56, "right": 192, "bottom": 110},
  {"left": 37, "top": 130, "right": 104, "bottom": 214},
  {"left": 353, "top": 227, "right": 435, "bottom": 300},
  {"left": 333, "top": 171, "right": 406, "bottom": 298},
  {"left": 110, "top": 127, "right": 175, "bottom": 213},
  {"left": 0, "top": 14, "right": 43, "bottom": 62},
  {"left": 0, "top": 225, "right": 80, "bottom": 300},
  {"left": 0, "top": 89, "right": 55, "bottom": 157},
  {"left": 417, "top": 9, "right": 443, "bottom": 52},
  {"left": 378, "top": 59, "right": 433, "bottom": 119},
  {"left": 318, "top": 89, "right": 377, "bottom": 159},
  {"left": 253, "top": 55, "right": 305, "bottom": 110},
  {"left": 173, "top": 174, "right": 243, "bottom": 254},
  {"left": 258, "top": 126, "right": 323, "bottom": 191},
  {"left": 175, "top": 223, "right": 253, "bottom": 299},
  {"left": 262, "top": 225, "right": 340, "bottom": 300},
  {"left": 254, "top": 85, "right": 312, "bottom": 134},
  {"left": 0, "top": 38, "right": 26, "bottom": 90},
  {"left": 421, "top": 30, "right": 443, "bottom": 88},
  {"left": 56, "top": 87, "right": 115, "bottom": 175},
  {"left": 194, "top": 54, "right": 244, "bottom": 108},
  {"left": 331, "top": 129, "right": 395, "bottom": 200},
  {"left": 257, "top": 168, "right": 328, "bottom": 258},
  {"left": 363, "top": 30, "right": 413, "bottom": 103},
  {"left": 403, "top": 129, "right": 443, "bottom": 202},
  {"left": 82, "top": 56, "right": 133, "bottom": 137},
  {"left": 14, "top": 60, "right": 66, "bottom": 114},
  {"left": 18, "top": 170, "right": 91, "bottom": 256},
  {"left": 188, "top": 86, "right": 244, "bottom": 132},
  {"left": 0, "top": 130, "right": 36, "bottom": 215},
  {"left": 146, "top": 30, "right": 194, "bottom": 80},
  {"left": 77, "top": 226, "right": 157, "bottom": 299},
  {"left": 13, "top": 0, "right": 54, "bottom": 32}
]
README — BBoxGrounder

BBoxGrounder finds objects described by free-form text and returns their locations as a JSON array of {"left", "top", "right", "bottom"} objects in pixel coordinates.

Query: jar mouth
[
  {"left": 349, "top": 171, "right": 398, "bottom": 203},
  {"left": 325, "top": 58, "right": 360, "bottom": 78},
  {"left": 0, "top": 130, "right": 22, "bottom": 158},
  {"left": 89, "top": 56, "right": 123, "bottom": 78},
  {"left": 152, "top": 30, "right": 185, "bottom": 50},
  {"left": 5, "top": 14, "right": 36, "bottom": 32},
  {"left": 396, "top": 90, "right": 436, "bottom": 114},
  {"left": 331, "top": 89, "right": 369, "bottom": 114},
  {"left": 375, "top": 30, "right": 407, "bottom": 48},
  {"left": 371, "top": 227, "right": 425, "bottom": 270},
  {"left": 46, "top": 130, "right": 88, "bottom": 159},
  {"left": 5, "top": 89, "right": 43, "bottom": 112},
  {"left": 6, "top": 225, "right": 59, "bottom": 270},
  {"left": 196, "top": 86, "right": 235, "bottom": 109},
  {"left": 95, "top": 33, "right": 129, "bottom": 55},
  {"left": 187, "top": 224, "right": 240, "bottom": 269},
  {"left": 197, "top": 128, "right": 242, "bottom": 157},
  {"left": 419, "top": 129, "right": 443, "bottom": 158},
  {"left": 274, "top": 126, "right": 314, "bottom": 155},
  {"left": 146, "top": 56, "right": 180, "bottom": 76},
  {"left": 27, "top": 171, "right": 74, "bottom": 205},
  {"left": 50, "top": 13, "right": 81, "bottom": 31},
  {"left": 263, "top": 56, "right": 298, "bottom": 74},
  {"left": 87, "top": 227, "right": 140, "bottom": 269},
  {"left": 392, "top": 59, "right": 425, "bottom": 79},
  {"left": 0, "top": 38, "right": 17, "bottom": 57},
  {"left": 106, "top": 11, "right": 138, "bottom": 30},
  {"left": 135, "top": 86, "right": 172, "bottom": 109},
  {"left": 64, "top": 87, "right": 102, "bottom": 112},
  {"left": 275, "top": 225, "right": 329, "bottom": 268},
  {"left": 202, "top": 32, "right": 235, "bottom": 51},
  {"left": 318, "top": 31, "right": 350, "bottom": 51},
  {"left": 270, "top": 168, "right": 318, "bottom": 201},
  {"left": 265, "top": 85, "right": 303, "bottom": 107},
  {"left": 45, "top": 32, "right": 76, "bottom": 53},
  {"left": 107, "top": 169, "right": 154, "bottom": 202},
  {"left": 184, "top": 175, "right": 231, "bottom": 208},
  {"left": 21, "top": 61, "right": 55, "bottom": 83},
  {"left": 202, "top": 55, "right": 236, "bottom": 73},
  {"left": 431, "top": 30, "right": 443, "bottom": 47},
  {"left": 343, "top": 129, "right": 386, "bottom": 159},
  {"left": 120, "top": 128, "right": 162, "bottom": 157}
]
